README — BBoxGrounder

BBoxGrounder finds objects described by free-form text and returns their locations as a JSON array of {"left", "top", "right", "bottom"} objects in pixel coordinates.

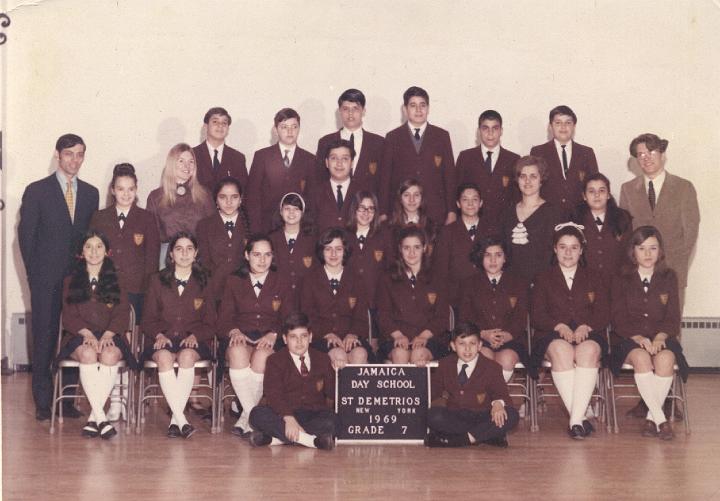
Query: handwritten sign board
[{"left": 335, "top": 364, "right": 434, "bottom": 443}]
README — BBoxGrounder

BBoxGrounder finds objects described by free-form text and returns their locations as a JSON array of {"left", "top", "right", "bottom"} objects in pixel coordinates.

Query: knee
[
  {"left": 99, "top": 347, "right": 122, "bottom": 366},
  {"left": 226, "top": 345, "right": 250, "bottom": 368},
  {"left": 654, "top": 350, "right": 676, "bottom": 373},
  {"left": 410, "top": 347, "right": 431, "bottom": 364},
  {"left": 249, "top": 405, "right": 272, "bottom": 429},
  {"left": 504, "top": 406, "right": 520, "bottom": 430},
  {"left": 348, "top": 347, "right": 368, "bottom": 364},
  {"left": 480, "top": 347, "right": 495, "bottom": 360},
  {"left": 628, "top": 350, "right": 652, "bottom": 372},
  {"left": 390, "top": 348, "right": 410, "bottom": 364},
  {"left": 177, "top": 349, "right": 199, "bottom": 368},
  {"left": 495, "top": 350, "right": 518, "bottom": 370},
  {"left": 74, "top": 346, "right": 98, "bottom": 364}
]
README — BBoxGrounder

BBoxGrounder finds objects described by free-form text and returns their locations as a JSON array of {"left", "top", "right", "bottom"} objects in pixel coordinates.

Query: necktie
[
  {"left": 329, "top": 278, "right": 340, "bottom": 295},
  {"left": 409, "top": 274, "right": 417, "bottom": 288},
  {"left": 336, "top": 184, "right": 344, "bottom": 210},
  {"left": 561, "top": 145, "right": 569, "bottom": 178},
  {"left": 468, "top": 225, "right": 477, "bottom": 240},
  {"left": 491, "top": 278, "right": 498, "bottom": 287},
  {"left": 213, "top": 149, "right": 220, "bottom": 171},
  {"left": 225, "top": 220, "right": 235, "bottom": 235},
  {"left": 118, "top": 212, "right": 126, "bottom": 229},
  {"left": 288, "top": 238, "right": 296, "bottom": 253},
  {"left": 283, "top": 150, "right": 291, "bottom": 168},
  {"left": 595, "top": 217, "right": 603, "bottom": 227},
  {"left": 349, "top": 132, "right": 355, "bottom": 150},
  {"left": 414, "top": 128, "right": 421, "bottom": 141},
  {"left": 299, "top": 355, "right": 309, "bottom": 377},
  {"left": 648, "top": 181, "right": 656, "bottom": 211},
  {"left": 90, "top": 277, "right": 98, "bottom": 291},
  {"left": 485, "top": 150, "right": 493, "bottom": 173},
  {"left": 642, "top": 277, "right": 650, "bottom": 293},
  {"left": 358, "top": 234, "right": 366, "bottom": 250},
  {"left": 458, "top": 364, "right": 469, "bottom": 385},
  {"left": 65, "top": 181, "right": 74, "bottom": 222}
]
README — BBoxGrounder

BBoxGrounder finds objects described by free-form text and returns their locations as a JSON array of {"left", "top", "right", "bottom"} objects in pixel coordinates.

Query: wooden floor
[{"left": 2, "top": 372, "right": 720, "bottom": 501}]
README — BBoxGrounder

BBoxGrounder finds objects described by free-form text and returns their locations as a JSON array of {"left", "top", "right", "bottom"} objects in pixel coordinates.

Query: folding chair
[
  {"left": 506, "top": 317, "right": 536, "bottom": 431},
  {"left": 50, "top": 307, "right": 136, "bottom": 434}
]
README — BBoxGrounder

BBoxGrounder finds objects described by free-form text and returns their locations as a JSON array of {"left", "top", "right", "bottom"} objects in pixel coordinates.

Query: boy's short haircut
[
  {"left": 274, "top": 108, "right": 301, "bottom": 127},
  {"left": 478, "top": 110, "right": 503, "bottom": 127},
  {"left": 55, "top": 133, "right": 86, "bottom": 153},
  {"left": 281, "top": 312, "right": 310, "bottom": 335},
  {"left": 451, "top": 322, "right": 480, "bottom": 341},
  {"left": 403, "top": 86, "right": 429, "bottom": 106},
  {"left": 338, "top": 88, "right": 366, "bottom": 108},
  {"left": 203, "top": 107, "right": 232, "bottom": 125},
  {"left": 549, "top": 105, "right": 577, "bottom": 124}
]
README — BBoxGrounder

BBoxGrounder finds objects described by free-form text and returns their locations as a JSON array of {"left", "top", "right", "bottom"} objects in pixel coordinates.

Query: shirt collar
[
  {"left": 407, "top": 121, "right": 428, "bottom": 137},
  {"left": 340, "top": 127, "right": 363, "bottom": 140},
  {"left": 206, "top": 141, "right": 225, "bottom": 159},
  {"left": 457, "top": 354, "right": 479, "bottom": 374},
  {"left": 324, "top": 266, "right": 344, "bottom": 281},
  {"left": 56, "top": 170, "right": 78, "bottom": 192},
  {"left": 249, "top": 271, "right": 269, "bottom": 285}
]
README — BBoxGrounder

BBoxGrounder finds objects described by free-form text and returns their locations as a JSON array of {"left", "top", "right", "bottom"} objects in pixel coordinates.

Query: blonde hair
[{"left": 158, "top": 143, "right": 209, "bottom": 208}]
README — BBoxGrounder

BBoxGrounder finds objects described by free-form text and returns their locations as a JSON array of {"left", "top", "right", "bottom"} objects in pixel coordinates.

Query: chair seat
[
  {"left": 142, "top": 360, "right": 213, "bottom": 369},
  {"left": 514, "top": 363, "right": 526, "bottom": 369},
  {"left": 620, "top": 363, "right": 679, "bottom": 370},
  {"left": 58, "top": 359, "right": 127, "bottom": 369}
]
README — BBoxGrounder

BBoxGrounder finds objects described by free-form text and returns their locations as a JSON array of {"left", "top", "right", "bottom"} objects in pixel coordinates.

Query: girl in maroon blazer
[
  {"left": 141, "top": 232, "right": 216, "bottom": 439},
  {"left": 269, "top": 192, "right": 316, "bottom": 292},
  {"left": 196, "top": 176, "right": 249, "bottom": 304},
  {"left": 388, "top": 179, "right": 439, "bottom": 259},
  {"left": 59, "top": 230, "right": 132, "bottom": 439},
  {"left": 377, "top": 226, "right": 450, "bottom": 364},
  {"left": 572, "top": 173, "right": 633, "bottom": 279},
  {"left": 217, "top": 235, "right": 296, "bottom": 437},
  {"left": 530, "top": 224, "right": 609, "bottom": 440},
  {"left": 459, "top": 236, "right": 529, "bottom": 383},
  {"left": 301, "top": 227, "right": 371, "bottom": 365},
  {"left": 611, "top": 226, "right": 687, "bottom": 440}
]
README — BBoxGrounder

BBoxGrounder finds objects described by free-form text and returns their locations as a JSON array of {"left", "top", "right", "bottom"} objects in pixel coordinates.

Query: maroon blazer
[
  {"left": 300, "top": 266, "right": 369, "bottom": 340},
  {"left": 196, "top": 212, "right": 248, "bottom": 302},
  {"left": 431, "top": 353, "right": 513, "bottom": 412},
  {"left": 217, "top": 271, "right": 297, "bottom": 338},
  {"left": 263, "top": 347, "right": 335, "bottom": 416},
  {"left": 530, "top": 265, "right": 609, "bottom": 339},
  {"left": 457, "top": 146, "right": 521, "bottom": 235},
  {"left": 141, "top": 274, "right": 217, "bottom": 344},
  {"left": 459, "top": 272, "right": 529, "bottom": 346},
  {"left": 62, "top": 277, "right": 131, "bottom": 337},
  {"left": 305, "top": 179, "right": 360, "bottom": 234},
  {"left": 578, "top": 210, "right": 631, "bottom": 279},
  {"left": 529, "top": 140, "right": 598, "bottom": 214},
  {"left": 376, "top": 270, "right": 450, "bottom": 343},
  {"left": 315, "top": 129, "right": 385, "bottom": 196},
  {"left": 268, "top": 229, "right": 316, "bottom": 292},
  {"left": 245, "top": 145, "right": 315, "bottom": 233},
  {"left": 89, "top": 204, "right": 160, "bottom": 294},
  {"left": 346, "top": 226, "right": 392, "bottom": 307},
  {"left": 193, "top": 143, "right": 248, "bottom": 194},
  {"left": 380, "top": 123, "right": 456, "bottom": 222},
  {"left": 611, "top": 269, "right": 680, "bottom": 340},
  {"left": 431, "top": 219, "right": 489, "bottom": 306}
]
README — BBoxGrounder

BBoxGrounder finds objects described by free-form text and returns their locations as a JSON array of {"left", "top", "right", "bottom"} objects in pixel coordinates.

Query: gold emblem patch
[
  {"left": 348, "top": 296, "right": 357, "bottom": 309},
  {"left": 578, "top": 170, "right": 586, "bottom": 182},
  {"left": 272, "top": 297, "right": 282, "bottom": 312},
  {"left": 502, "top": 176, "right": 510, "bottom": 188},
  {"left": 299, "top": 179, "right": 306, "bottom": 192},
  {"left": 509, "top": 296, "right": 517, "bottom": 308},
  {"left": 106, "top": 303, "right": 114, "bottom": 309},
  {"left": 427, "top": 292, "right": 437, "bottom": 305},
  {"left": 659, "top": 293, "right": 668, "bottom": 305},
  {"left": 587, "top": 291, "right": 595, "bottom": 303},
  {"left": 303, "top": 256, "right": 313, "bottom": 268},
  {"left": 316, "top": 380, "right": 324, "bottom": 392},
  {"left": 476, "top": 392, "right": 486, "bottom": 405},
  {"left": 368, "top": 161, "right": 377, "bottom": 175},
  {"left": 434, "top": 155, "right": 442, "bottom": 168},
  {"left": 133, "top": 233, "right": 144, "bottom": 246},
  {"left": 373, "top": 250, "right": 383, "bottom": 263},
  {"left": 193, "top": 298, "right": 204, "bottom": 310}
]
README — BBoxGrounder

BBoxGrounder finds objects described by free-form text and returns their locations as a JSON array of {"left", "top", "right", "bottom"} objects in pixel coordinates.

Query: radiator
[
  {"left": 682, "top": 318, "right": 720, "bottom": 369},
  {"left": 7, "top": 312, "right": 32, "bottom": 371}
]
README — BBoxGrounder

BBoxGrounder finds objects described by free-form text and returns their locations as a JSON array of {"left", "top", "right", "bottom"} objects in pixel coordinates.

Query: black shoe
[
  {"left": 81, "top": 421, "right": 100, "bottom": 438},
  {"left": 626, "top": 400, "right": 649, "bottom": 419},
  {"left": 582, "top": 419, "right": 595, "bottom": 436},
  {"left": 424, "top": 431, "right": 469, "bottom": 448},
  {"left": 482, "top": 435, "right": 509, "bottom": 448},
  {"left": 229, "top": 398, "right": 241, "bottom": 419},
  {"left": 664, "top": 399, "right": 683, "bottom": 420},
  {"left": 180, "top": 424, "right": 196, "bottom": 439},
  {"left": 313, "top": 434, "right": 335, "bottom": 451},
  {"left": 167, "top": 424, "right": 181, "bottom": 438},
  {"left": 98, "top": 421, "right": 117, "bottom": 440},
  {"left": 568, "top": 425, "right": 585, "bottom": 440},
  {"left": 36, "top": 408, "right": 51, "bottom": 421},
  {"left": 249, "top": 431, "right": 272, "bottom": 447},
  {"left": 231, "top": 426, "right": 252, "bottom": 438},
  {"left": 61, "top": 404, "right": 84, "bottom": 419}
]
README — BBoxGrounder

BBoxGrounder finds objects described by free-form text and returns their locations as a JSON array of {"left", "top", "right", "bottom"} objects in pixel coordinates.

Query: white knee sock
[
  {"left": 502, "top": 370, "right": 514, "bottom": 383},
  {"left": 176, "top": 367, "right": 195, "bottom": 419},
  {"left": 569, "top": 367, "right": 598, "bottom": 426},
  {"left": 158, "top": 369, "right": 188, "bottom": 427},
  {"left": 297, "top": 430, "right": 317, "bottom": 448},
  {"left": 634, "top": 371, "right": 665, "bottom": 426},
  {"left": 79, "top": 363, "right": 108, "bottom": 423},
  {"left": 230, "top": 367, "right": 258, "bottom": 431},
  {"left": 655, "top": 374, "right": 673, "bottom": 415},
  {"left": 551, "top": 369, "right": 575, "bottom": 415}
]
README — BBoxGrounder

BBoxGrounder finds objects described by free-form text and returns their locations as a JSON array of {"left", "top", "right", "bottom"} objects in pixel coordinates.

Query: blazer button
[
  {"left": 227, "top": 243, "right": 232, "bottom": 248},
  {"left": 116, "top": 249, "right": 123, "bottom": 254},
  {"left": 643, "top": 313, "right": 649, "bottom": 317},
  {"left": 256, "top": 314, "right": 261, "bottom": 319},
  {"left": 597, "top": 250, "right": 603, "bottom": 255},
  {"left": 643, "top": 298, "right": 648, "bottom": 303},
  {"left": 332, "top": 313, "right": 337, "bottom": 318},
  {"left": 459, "top": 390, "right": 464, "bottom": 395}
]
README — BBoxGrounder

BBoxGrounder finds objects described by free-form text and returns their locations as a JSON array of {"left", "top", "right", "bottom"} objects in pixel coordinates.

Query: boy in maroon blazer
[
  {"left": 315, "top": 89, "right": 385, "bottom": 196},
  {"left": 426, "top": 322, "right": 519, "bottom": 448},
  {"left": 193, "top": 107, "right": 248, "bottom": 193},
  {"left": 246, "top": 108, "right": 315, "bottom": 233},
  {"left": 456, "top": 110, "right": 520, "bottom": 235},
  {"left": 306, "top": 139, "right": 359, "bottom": 233},
  {"left": 529, "top": 105, "right": 598, "bottom": 215},
  {"left": 249, "top": 313, "right": 339, "bottom": 450},
  {"left": 380, "top": 86, "right": 456, "bottom": 225}
]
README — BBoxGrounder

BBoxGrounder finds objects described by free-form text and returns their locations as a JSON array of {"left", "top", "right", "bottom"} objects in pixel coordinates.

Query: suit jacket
[
  {"left": 263, "top": 347, "right": 335, "bottom": 416},
  {"left": 457, "top": 145, "right": 521, "bottom": 234},
  {"left": 530, "top": 265, "right": 609, "bottom": 339},
  {"left": 300, "top": 266, "right": 369, "bottom": 340},
  {"left": 217, "top": 271, "right": 296, "bottom": 337},
  {"left": 576, "top": 210, "right": 631, "bottom": 281},
  {"left": 619, "top": 172, "right": 700, "bottom": 288},
  {"left": 529, "top": 140, "right": 598, "bottom": 214},
  {"left": 380, "top": 123, "right": 456, "bottom": 222},
  {"left": 245, "top": 144, "right": 315, "bottom": 233},
  {"left": 459, "top": 272, "right": 529, "bottom": 346},
  {"left": 305, "top": 179, "right": 360, "bottom": 234},
  {"left": 19, "top": 174, "right": 99, "bottom": 287},
  {"left": 611, "top": 269, "right": 680, "bottom": 339},
  {"left": 268, "top": 229, "right": 316, "bottom": 292},
  {"left": 431, "top": 354, "right": 513, "bottom": 412},
  {"left": 141, "top": 273, "right": 217, "bottom": 344},
  {"left": 315, "top": 129, "right": 385, "bottom": 196},
  {"left": 193, "top": 143, "right": 248, "bottom": 193},
  {"left": 196, "top": 212, "right": 248, "bottom": 302},
  {"left": 89, "top": 204, "right": 160, "bottom": 294},
  {"left": 346, "top": 226, "right": 392, "bottom": 307},
  {"left": 62, "top": 276, "right": 131, "bottom": 337}
]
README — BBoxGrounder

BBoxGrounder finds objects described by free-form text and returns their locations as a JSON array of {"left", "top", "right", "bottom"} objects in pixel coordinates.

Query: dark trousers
[
  {"left": 250, "top": 406, "right": 337, "bottom": 443},
  {"left": 427, "top": 406, "right": 519, "bottom": 442},
  {"left": 30, "top": 279, "right": 77, "bottom": 410}
]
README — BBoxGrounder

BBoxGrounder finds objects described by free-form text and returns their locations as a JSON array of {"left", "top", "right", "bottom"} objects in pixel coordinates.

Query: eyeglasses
[
  {"left": 357, "top": 205, "right": 376, "bottom": 214},
  {"left": 637, "top": 150, "right": 660, "bottom": 159}
]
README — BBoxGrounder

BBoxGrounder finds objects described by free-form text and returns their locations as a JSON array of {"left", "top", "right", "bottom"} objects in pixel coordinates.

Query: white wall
[{"left": 3, "top": 0, "right": 719, "bottom": 334}]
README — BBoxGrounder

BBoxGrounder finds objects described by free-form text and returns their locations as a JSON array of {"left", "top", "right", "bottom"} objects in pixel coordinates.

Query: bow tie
[
  {"left": 90, "top": 278, "right": 98, "bottom": 289},
  {"left": 118, "top": 212, "right": 126, "bottom": 222},
  {"left": 595, "top": 217, "right": 603, "bottom": 226},
  {"left": 329, "top": 278, "right": 340, "bottom": 292},
  {"left": 225, "top": 220, "right": 235, "bottom": 231},
  {"left": 254, "top": 281, "right": 263, "bottom": 290},
  {"left": 358, "top": 235, "right": 366, "bottom": 245},
  {"left": 175, "top": 278, "right": 188, "bottom": 287}
]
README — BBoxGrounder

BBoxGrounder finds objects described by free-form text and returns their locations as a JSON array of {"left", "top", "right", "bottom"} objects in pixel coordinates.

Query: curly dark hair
[
  {"left": 159, "top": 232, "right": 208, "bottom": 289},
  {"left": 66, "top": 230, "right": 121, "bottom": 305}
]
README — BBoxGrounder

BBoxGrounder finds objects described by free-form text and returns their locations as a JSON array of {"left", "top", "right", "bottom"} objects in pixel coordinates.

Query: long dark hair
[
  {"left": 389, "top": 179, "right": 432, "bottom": 228},
  {"left": 271, "top": 192, "right": 314, "bottom": 236},
  {"left": 573, "top": 173, "right": 632, "bottom": 238},
  {"left": 66, "top": 230, "right": 122, "bottom": 305},
  {"left": 390, "top": 226, "right": 431, "bottom": 282},
  {"left": 233, "top": 234, "right": 277, "bottom": 278},
  {"left": 159, "top": 232, "right": 208, "bottom": 289},
  {"left": 346, "top": 190, "right": 380, "bottom": 237},
  {"left": 213, "top": 176, "right": 251, "bottom": 235}
]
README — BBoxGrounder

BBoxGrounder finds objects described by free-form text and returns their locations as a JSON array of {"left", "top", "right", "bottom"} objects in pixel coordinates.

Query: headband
[
  {"left": 279, "top": 192, "right": 306, "bottom": 212},
  {"left": 554, "top": 221, "right": 586, "bottom": 241}
]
